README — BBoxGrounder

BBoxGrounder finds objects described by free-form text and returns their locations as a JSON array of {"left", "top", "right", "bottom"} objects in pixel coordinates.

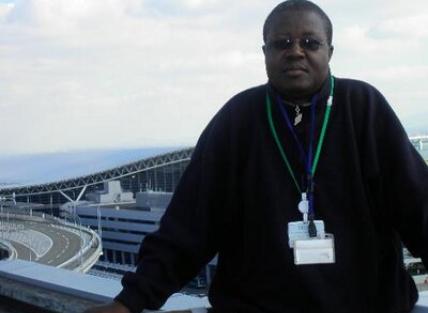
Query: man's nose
[{"left": 286, "top": 41, "right": 305, "bottom": 57}]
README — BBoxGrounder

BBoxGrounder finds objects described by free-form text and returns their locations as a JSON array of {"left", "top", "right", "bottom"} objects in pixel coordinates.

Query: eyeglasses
[{"left": 265, "top": 38, "right": 325, "bottom": 52}]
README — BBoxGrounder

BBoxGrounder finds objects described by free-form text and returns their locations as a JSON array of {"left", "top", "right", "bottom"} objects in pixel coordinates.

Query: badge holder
[
  {"left": 293, "top": 234, "right": 335, "bottom": 265},
  {"left": 288, "top": 217, "right": 335, "bottom": 265}
]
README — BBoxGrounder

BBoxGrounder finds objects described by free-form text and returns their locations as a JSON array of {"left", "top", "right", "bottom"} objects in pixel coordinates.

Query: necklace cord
[
  {"left": 277, "top": 97, "right": 307, "bottom": 165},
  {"left": 311, "top": 77, "right": 335, "bottom": 174},
  {"left": 266, "top": 75, "right": 335, "bottom": 216},
  {"left": 266, "top": 94, "right": 302, "bottom": 193}
]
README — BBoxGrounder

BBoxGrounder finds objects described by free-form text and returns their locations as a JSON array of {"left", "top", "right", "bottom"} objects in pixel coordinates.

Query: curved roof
[{"left": 0, "top": 147, "right": 193, "bottom": 197}]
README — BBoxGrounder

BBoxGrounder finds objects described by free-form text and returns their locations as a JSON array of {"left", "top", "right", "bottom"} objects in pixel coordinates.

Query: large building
[
  {"left": 0, "top": 147, "right": 202, "bottom": 284},
  {"left": 0, "top": 147, "right": 193, "bottom": 207},
  {"left": 67, "top": 185, "right": 171, "bottom": 268}
]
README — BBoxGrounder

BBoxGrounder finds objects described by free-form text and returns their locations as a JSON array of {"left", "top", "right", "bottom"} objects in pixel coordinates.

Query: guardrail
[{"left": 51, "top": 218, "right": 102, "bottom": 272}]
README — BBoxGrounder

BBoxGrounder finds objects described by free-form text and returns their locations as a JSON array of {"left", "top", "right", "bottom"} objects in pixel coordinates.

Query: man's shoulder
[
  {"left": 193, "top": 84, "right": 267, "bottom": 156},
  {"left": 227, "top": 84, "right": 267, "bottom": 105},
  {"left": 334, "top": 77, "right": 398, "bottom": 128},
  {"left": 334, "top": 77, "right": 389, "bottom": 110},
  {"left": 335, "top": 77, "right": 381, "bottom": 94},
  {"left": 215, "top": 84, "right": 266, "bottom": 119}
]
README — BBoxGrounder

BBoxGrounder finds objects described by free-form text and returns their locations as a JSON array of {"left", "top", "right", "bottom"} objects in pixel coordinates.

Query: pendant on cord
[
  {"left": 298, "top": 192, "right": 309, "bottom": 222},
  {"left": 294, "top": 105, "right": 302, "bottom": 126}
]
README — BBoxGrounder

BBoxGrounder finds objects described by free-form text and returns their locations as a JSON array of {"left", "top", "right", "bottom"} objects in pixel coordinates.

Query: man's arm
[
  {"left": 366, "top": 92, "right": 428, "bottom": 264},
  {"left": 83, "top": 103, "right": 233, "bottom": 313}
]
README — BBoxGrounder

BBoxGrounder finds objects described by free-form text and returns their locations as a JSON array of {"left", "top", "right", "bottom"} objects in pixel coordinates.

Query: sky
[
  {"left": 0, "top": 0, "right": 427, "bottom": 155},
  {"left": 0, "top": 147, "right": 175, "bottom": 185}
]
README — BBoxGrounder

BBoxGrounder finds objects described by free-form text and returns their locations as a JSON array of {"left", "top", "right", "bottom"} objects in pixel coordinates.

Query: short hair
[{"left": 263, "top": 0, "right": 333, "bottom": 45}]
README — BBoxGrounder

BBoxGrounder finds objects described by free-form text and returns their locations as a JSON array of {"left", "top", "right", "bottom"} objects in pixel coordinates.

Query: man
[{"left": 85, "top": 1, "right": 428, "bottom": 312}]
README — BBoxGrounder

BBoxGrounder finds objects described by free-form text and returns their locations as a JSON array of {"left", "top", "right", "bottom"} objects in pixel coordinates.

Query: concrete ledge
[
  {"left": 0, "top": 275, "right": 97, "bottom": 313},
  {"left": 0, "top": 260, "right": 209, "bottom": 313},
  {"left": 0, "top": 260, "right": 121, "bottom": 303},
  {"left": 0, "top": 260, "right": 426, "bottom": 313}
]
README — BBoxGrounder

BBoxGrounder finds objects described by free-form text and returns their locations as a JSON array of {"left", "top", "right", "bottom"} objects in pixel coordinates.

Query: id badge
[
  {"left": 287, "top": 220, "right": 325, "bottom": 248},
  {"left": 293, "top": 234, "right": 335, "bottom": 265},
  {"left": 287, "top": 221, "right": 335, "bottom": 265}
]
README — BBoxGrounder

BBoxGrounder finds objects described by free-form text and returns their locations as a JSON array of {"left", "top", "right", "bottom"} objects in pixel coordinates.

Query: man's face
[{"left": 263, "top": 10, "right": 333, "bottom": 102}]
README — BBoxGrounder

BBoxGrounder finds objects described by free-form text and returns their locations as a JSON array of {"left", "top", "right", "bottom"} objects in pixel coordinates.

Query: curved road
[
  {"left": 2, "top": 218, "right": 84, "bottom": 267},
  {"left": 29, "top": 220, "right": 82, "bottom": 266}
]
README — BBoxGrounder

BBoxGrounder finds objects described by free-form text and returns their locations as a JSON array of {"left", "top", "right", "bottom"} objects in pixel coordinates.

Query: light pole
[
  {"left": 97, "top": 205, "right": 102, "bottom": 238},
  {"left": 0, "top": 201, "right": 3, "bottom": 240},
  {"left": 73, "top": 211, "right": 84, "bottom": 268},
  {"left": 58, "top": 187, "right": 88, "bottom": 269},
  {"left": 27, "top": 230, "right": 32, "bottom": 262},
  {"left": 62, "top": 209, "right": 83, "bottom": 268}
]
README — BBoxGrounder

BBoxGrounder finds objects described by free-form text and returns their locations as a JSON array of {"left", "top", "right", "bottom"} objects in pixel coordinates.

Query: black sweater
[{"left": 116, "top": 78, "right": 428, "bottom": 313}]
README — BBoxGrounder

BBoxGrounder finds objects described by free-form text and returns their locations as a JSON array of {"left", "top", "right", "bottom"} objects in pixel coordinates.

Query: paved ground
[{"left": 29, "top": 221, "right": 82, "bottom": 266}]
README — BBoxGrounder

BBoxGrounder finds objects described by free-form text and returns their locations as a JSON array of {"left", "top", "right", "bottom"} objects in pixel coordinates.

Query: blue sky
[
  {"left": 0, "top": 146, "right": 179, "bottom": 186},
  {"left": 0, "top": 0, "right": 427, "bottom": 155}
]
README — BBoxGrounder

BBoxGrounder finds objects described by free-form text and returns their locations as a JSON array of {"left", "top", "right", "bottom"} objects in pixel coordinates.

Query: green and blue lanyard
[{"left": 266, "top": 75, "right": 335, "bottom": 237}]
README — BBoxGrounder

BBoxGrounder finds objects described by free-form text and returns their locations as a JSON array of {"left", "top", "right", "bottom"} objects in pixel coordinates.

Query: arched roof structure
[{"left": 0, "top": 147, "right": 193, "bottom": 198}]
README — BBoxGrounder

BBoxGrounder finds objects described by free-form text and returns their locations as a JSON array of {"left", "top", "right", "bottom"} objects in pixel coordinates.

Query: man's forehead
[
  {"left": 271, "top": 9, "right": 324, "bottom": 24},
  {"left": 267, "top": 11, "right": 327, "bottom": 37},
  {"left": 263, "top": 1, "right": 333, "bottom": 45}
]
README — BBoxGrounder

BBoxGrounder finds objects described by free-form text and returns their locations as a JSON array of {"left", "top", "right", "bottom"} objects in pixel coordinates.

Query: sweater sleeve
[
  {"left": 382, "top": 116, "right": 428, "bottom": 264},
  {"left": 114, "top": 106, "right": 232, "bottom": 313},
  {"left": 363, "top": 87, "right": 428, "bottom": 267}
]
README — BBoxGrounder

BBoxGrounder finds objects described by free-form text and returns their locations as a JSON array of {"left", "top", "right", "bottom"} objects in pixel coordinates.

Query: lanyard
[
  {"left": 277, "top": 93, "right": 319, "bottom": 180},
  {"left": 276, "top": 96, "right": 312, "bottom": 165},
  {"left": 266, "top": 76, "right": 335, "bottom": 220}
]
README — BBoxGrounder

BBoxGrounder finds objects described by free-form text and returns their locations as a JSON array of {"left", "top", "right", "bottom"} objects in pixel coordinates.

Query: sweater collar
[{"left": 267, "top": 74, "right": 332, "bottom": 107}]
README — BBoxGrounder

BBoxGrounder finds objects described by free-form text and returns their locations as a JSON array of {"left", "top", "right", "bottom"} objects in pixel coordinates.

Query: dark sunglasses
[{"left": 265, "top": 38, "right": 325, "bottom": 52}]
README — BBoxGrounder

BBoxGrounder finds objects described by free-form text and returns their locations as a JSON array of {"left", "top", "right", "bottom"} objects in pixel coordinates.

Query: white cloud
[
  {"left": 376, "top": 14, "right": 428, "bottom": 38},
  {"left": 364, "top": 65, "right": 428, "bottom": 82},
  {"left": 0, "top": 0, "right": 427, "bottom": 155},
  {"left": 0, "top": 2, "right": 13, "bottom": 20}
]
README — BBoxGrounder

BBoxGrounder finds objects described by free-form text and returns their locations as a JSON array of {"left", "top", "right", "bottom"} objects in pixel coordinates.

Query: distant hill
[{"left": 0, "top": 147, "right": 183, "bottom": 187}]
